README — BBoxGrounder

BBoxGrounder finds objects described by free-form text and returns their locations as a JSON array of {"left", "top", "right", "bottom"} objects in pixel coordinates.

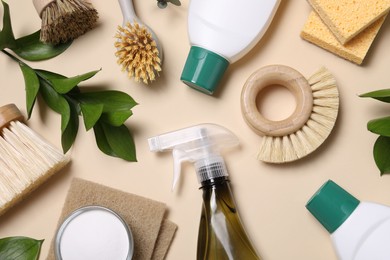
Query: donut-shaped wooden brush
[{"left": 241, "top": 65, "right": 339, "bottom": 163}]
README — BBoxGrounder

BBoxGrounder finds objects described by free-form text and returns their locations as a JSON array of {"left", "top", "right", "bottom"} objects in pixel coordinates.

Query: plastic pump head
[{"left": 148, "top": 124, "right": 239, "bottom": 190}]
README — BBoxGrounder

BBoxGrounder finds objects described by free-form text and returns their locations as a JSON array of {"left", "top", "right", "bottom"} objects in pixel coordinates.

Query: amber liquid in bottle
[{"left": 197, "top": 176, "right": 261, "bottom": 260}]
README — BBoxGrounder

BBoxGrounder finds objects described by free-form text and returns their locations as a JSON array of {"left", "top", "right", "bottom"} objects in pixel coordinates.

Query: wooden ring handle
[
  {"left": 0, "top": 104, "right": 24, "bottom": 131},
  {"left": 241, "top": 65, "right": 313, "bottom": 137}
]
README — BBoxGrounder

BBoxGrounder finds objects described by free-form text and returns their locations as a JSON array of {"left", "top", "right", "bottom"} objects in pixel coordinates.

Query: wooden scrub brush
[
  {"left": 241, "top": 65, "right": 339, "bottom": 163},
  {"left": 115, "top": 0, "right": 163, "bottom": 84},
  {"left": 0, "top": 104, "right": 70, "bottom": 216},
  {"left": 33, "top": 0, "right": 98, "bottom": 45}
]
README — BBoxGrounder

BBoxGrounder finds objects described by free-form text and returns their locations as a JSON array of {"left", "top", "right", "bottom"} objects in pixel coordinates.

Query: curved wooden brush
[
  {"left": 115, "top": 0, "right": 163, "bottom": 84},
  {"left": 241, "top": 65, "right": 339, "bottom": 163},
  {"left": 33, "top": 0, "right": 98, "bottom": 45},
  {"left": 0, "top": 104, "right": 70, "bottom": 216}
]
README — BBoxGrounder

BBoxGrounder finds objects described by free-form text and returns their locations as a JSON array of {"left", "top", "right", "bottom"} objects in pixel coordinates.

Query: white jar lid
[{"left": 55, "top": 206, "right": 133, "bottom": 260}]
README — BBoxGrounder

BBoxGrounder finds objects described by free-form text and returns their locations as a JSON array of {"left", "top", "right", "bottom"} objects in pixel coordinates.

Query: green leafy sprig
[
  {"left": 1, "top": 0, "right": 137, "bottom": 161},
  {"left": 2, "top": 50, "right": 138, "bottom": 161},
  {"left": 0, "top": 236, "right": 43, "bottom": 260},
  {"left": 360, "top": 89, "right": 390, "bottom": 175}
]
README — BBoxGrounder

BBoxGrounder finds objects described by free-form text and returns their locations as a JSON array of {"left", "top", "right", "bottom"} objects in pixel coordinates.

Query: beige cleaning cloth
[{"left": 46, "top": 178, "right": 177, "bottom": 260}]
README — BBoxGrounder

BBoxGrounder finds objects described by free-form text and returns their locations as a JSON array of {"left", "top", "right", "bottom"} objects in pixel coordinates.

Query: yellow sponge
[
  {"left": 301, "top": 11, "right": 387, "bottom": 65},
  {"left": 308, "top": 0, "right": 390, "bottom": 44}
]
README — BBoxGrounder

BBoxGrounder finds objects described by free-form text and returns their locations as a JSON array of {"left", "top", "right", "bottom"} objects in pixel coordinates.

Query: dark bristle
[{"left": 40, "top": 0, "right": 98, "bottom": 45}]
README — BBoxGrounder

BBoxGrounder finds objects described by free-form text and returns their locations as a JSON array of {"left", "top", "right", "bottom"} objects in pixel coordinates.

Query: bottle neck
[
  {"left": 195, "top": 156, "right": 229, "bottom": 183},
  {"left": 200, "top": 176, "right": 230, "bottom": 189}
]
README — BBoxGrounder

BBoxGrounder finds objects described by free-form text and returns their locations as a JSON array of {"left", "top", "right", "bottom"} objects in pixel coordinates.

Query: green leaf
[
  {"left": 93, "top": 121, "right": 137, "bottom": 161},
  {"left": 368, "top": 116, "right": 390, "bottom": 137},
  {"left": 49, "top": 70, "right": 100, "bottom": 94},
  {"left": 12, "top": 30, "right": 72, "bottom": 61},
  {"left": 0, "top": 0, "right": 17, "bottom": 50},
  {"left": 93, "top": 122, "right": 115, "bottom": 157},
  {"left": 19, "top": 63, "right": 39, "bottom": 118},
  {"left": 360, "top": 89, "right": 390, "bottom": 103},
  {"left": 100, "top": 110, "right": 133, "bottom": 126},
  {"left": 39, "top": 77, "right": 70, "bottom": 132},
  {"left": 61, "top": 100, "right": 79, "bottom": 153},
  {"left": 168, "top": 0, "right": 181, "bottom": 6},
  {"left": 36, "top": 69, "right": 81, "bottom": 96},
  {"left": 36, "top": 69, "right": 67, "bottom": 80},
  {"left": 80, "top": 103, "right": 103, "bottom": 130},
  {"left": 0, "top": 236, "right": 43, "bottom": 260},
  {"left": 373, "top": 136, "right": 390, "bottom": 175},
  {"left": 75, "top": 91, "right": 137, "bottom": 112}
]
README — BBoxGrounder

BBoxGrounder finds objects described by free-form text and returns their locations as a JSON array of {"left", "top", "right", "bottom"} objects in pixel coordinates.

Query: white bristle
[
  {"left": 313, "top": 88, "right": 339, "bottom": 99},
  {"left": 313, "top": 97, "right": 339, "bottom": 108},
  {"left": 308, "top": 67, "right": 333, "bottom": 84},
  {"left": 0, "top": 121, "right": 70, "bottom": 215},
  {"left": 295, "top": 129, "right": 314, "bottom": 155},
  {"left": 257, "top": 136, "right": 273, "bottom": 162},
  {"left": 272, "top": 137, "right": 283, "bottom": 163},
  {"left": 302, "top": 125, "right": 323, "bottom": 150},
  {"left": 313, "top": 106, "right": 338, "bottom": 120},
  {"left": 311, "top": 77, "right": 336, "bottom": 91},
  {"left": 282, "top": 135, "right": 298, "bottom": 162},
  {"left": 290, "top": 132, "right": 306, "bottom": 159},
  {"left": 310, "top": 112, "right": 336, "bottom": 131}
]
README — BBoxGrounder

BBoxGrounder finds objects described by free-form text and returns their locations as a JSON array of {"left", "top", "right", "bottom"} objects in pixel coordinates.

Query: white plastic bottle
[
  {"left": 306, "top": 180, "right": 390, "bottom": 260},
  {"left": 180, "top": 0, "right": 280, "bottom": 95}
]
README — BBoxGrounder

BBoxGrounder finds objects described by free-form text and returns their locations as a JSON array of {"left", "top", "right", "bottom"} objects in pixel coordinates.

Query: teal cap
[
  {"left": 180, "top": 46, "right": 229, "bottom": 95},
  {"left": 306, "top": 180, "right": 360, "bottom": 234}
]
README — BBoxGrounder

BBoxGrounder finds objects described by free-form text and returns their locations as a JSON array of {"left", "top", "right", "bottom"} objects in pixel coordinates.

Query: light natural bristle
[
  {"left": 114, "top": 21, "right": 162, "bottom": 84},
  {"left": 40, "top": 0, "right": 98, "bottom": 45},
  {"left": 0, "top": 121, "right": 70, "bottom": 216},
  {"left": 257, "top": 67, "right": 339, "bottom": 163}
]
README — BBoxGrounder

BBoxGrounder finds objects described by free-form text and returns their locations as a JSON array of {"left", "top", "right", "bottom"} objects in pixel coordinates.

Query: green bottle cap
[
  {"left": 180, "top": 46, "right": 229, "bottom": 95},
  {"left": 306, "top": 180, "right": 360, "bottom": 234}
]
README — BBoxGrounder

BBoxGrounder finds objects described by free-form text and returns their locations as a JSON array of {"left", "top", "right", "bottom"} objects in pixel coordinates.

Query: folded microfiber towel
[{"left": 46, "top": 178, "right": 177, "bottom": 260}]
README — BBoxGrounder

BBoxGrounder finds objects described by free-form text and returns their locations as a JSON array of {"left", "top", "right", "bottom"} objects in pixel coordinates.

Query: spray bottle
[{"left": 148, "top": 123, "right": 261, "bottom": 259}]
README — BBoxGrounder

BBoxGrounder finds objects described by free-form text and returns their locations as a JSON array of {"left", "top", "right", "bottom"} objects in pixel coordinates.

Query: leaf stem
[
  {"left": 1, "top": 49, "right": 59, "bottom": 88},
  {"left": 1, "top": 49, "right": 25, "bottom": 65}
]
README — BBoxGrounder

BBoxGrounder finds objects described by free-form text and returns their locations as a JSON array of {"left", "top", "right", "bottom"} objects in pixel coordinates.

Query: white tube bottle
[
  {"left": 306, "top": 180, "right": 390, "bottom": 260},
  {"left": 180, "top": 0, "right": 280, "bottom": 95}
]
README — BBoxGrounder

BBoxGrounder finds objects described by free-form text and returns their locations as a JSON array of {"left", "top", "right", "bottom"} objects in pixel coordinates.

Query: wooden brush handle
[
  {"left": 33, "top": 0, "right": 56, "bottom": 17},
  {"left": 241, "top": 65, "right": 313, "bottom": 137},
  {"left": 0, "top": 104, "right": 24, "bottom": 131}
]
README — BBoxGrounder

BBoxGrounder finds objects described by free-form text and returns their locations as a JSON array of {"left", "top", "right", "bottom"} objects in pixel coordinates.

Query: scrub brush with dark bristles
[
  {"left": 114, "top": 0, "right": 163, "bottom": 84},
  {"left": 33, "top": 0, "right": 99, "bottom": 45}
]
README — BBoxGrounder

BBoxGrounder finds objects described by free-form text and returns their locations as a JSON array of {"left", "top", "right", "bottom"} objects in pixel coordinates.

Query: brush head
[
  {"left": 114, "top": 21, "right": 162, "bottom": 84},
  {"left": 241, "top": 65, "right": 339, "bottom": 163},
  {"left": 0, "top": 104, "right": 70, "bottom": 216},
  {"left": 36, "top": 0, "right": 99, "bottom": 45}
]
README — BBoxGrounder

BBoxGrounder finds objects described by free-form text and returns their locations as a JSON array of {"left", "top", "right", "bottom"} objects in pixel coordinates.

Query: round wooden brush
[
  {"left": 115, "top": 0, "right": 163, "bottom": 84},
  {"left": 0, "top": 104, "right": 70, "bottom": 216},
  {"left": 241, "top": 65, "right": 339, "bottom": 163},
  {"left": 33, "top": 0, "right": 98, "bottom": 45}
]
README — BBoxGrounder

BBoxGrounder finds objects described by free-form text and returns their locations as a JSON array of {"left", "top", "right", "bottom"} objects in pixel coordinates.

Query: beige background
[{"left": 1, "top": 1, "right": 390, "bottom": 259}]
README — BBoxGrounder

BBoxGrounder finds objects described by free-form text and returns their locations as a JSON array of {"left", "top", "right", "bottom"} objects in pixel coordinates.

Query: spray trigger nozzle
[{"left": 148, "top": 124, "right": 239, "bottom": 190}]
